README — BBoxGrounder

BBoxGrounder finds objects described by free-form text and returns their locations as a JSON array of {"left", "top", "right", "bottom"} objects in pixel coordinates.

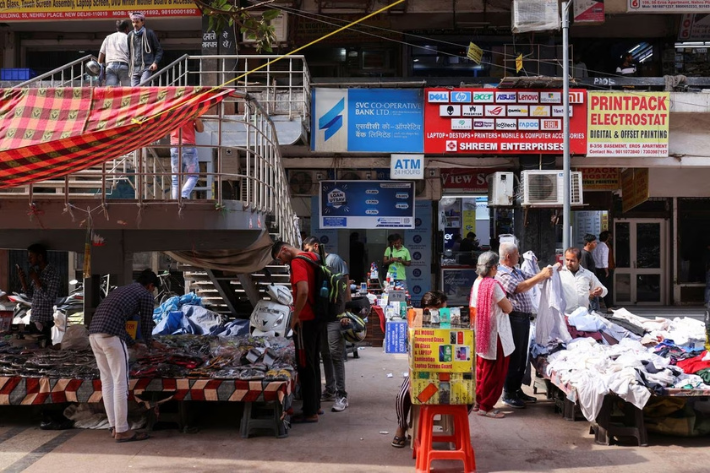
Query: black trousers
[
  {"left": 504, "top": 312, "right": 531, "bottom": 396},
  {"left": 295, "top": 319, "right": 322, "bottom": 417},
  {"left": 29, "top": 320, "right": 54, "bottom": 346},
  {"left": 596, "top": 268, "right": 614, "bottom": 308}
]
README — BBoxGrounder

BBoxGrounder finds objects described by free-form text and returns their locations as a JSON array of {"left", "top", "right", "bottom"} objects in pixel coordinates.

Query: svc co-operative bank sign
[{"left": 311, "top": 88, "right": 424, "bottom": 153}]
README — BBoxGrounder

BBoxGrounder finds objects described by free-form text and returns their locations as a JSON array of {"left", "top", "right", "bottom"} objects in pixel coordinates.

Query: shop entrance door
[{"left": 613, "top": 219, "right": 667, "bottom": 305}]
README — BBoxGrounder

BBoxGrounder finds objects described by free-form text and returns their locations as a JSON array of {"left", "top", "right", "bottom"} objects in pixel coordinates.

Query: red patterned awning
[{"left": 0, "top": 87, "right": 234, "bottom": 189}]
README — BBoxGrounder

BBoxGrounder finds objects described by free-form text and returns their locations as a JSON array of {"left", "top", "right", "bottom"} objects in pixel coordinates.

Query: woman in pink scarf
[{"left": 469, "top": 251, "right": 514, "bottom": 418}]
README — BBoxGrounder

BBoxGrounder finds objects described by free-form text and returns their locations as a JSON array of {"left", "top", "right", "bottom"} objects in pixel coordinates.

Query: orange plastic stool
[{"left": 413, "top": 405, "right": 476, "bottom": 473}]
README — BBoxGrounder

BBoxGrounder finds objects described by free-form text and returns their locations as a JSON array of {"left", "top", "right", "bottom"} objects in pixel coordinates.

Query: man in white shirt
[
  {"left": 593, "top": 231, "right": 613, "bottom": 311},
  {"left": 559, "top": 247, "right": 607, "bottom": 313},
  {"left": 98, "top": 20, "right": 132, "bottom": 86}
]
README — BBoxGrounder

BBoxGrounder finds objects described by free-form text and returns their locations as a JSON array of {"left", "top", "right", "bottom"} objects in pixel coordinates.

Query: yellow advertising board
[
  {"left": 462, "top": 209, "right": 476, "bottom": 236},
  {"left": 587, "top": 92, "right": 669, "bottom": 157},
  {"left": 408, "top": 328, "right": 474, "bottom": 373},
  {"left": 0, "top": 0, "right": 199, "bottom": 21},
  {"left": 621, "top": 168, "right": 649, "bottom": 213},
  {"left": 410, "top": 371, "right": 475, "bottom": 405},
  {"left": 578, "top": 167, "right": 621, "bottom": 191}
]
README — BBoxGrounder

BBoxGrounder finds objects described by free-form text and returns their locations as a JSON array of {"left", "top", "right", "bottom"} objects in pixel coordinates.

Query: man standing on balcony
[
  {"left": 98, "top": 19, "right": 131, "bottom": 86},
  {"left": 127, "top": 12, "right": 163, "bottom": 86},
  {"left": 170, "top": 118, "right": 204, "bottom": 200}
]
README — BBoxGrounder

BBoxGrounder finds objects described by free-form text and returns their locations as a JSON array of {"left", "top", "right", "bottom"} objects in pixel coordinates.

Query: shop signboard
[
  {"left": 621, "top": 168, "right": 650, "bottom": 213},
  {"left": 574, "top": 0, "right": 605, "bottom": 22},
  {"left": 628, "top": 0, "right": 710, "bottom": 13},
  {"left": 424, "top": 89, "right": 587, "bottom": 154},
  {"left": 679, "top": 14, "right": 710, "bottom": 40},
  {"left": 578, "top": 167, "right": 621, "bottom": 191},
  {"left": 0, "top": 0, "right": 199, "bottom": 20},
  {"left": 384, "top": 320, "right": 408, "bottom": 354},
  {"left": 408, "top": 328, "right": 474, "bottom": 373},
  {"left": 410, "top": 371, "right": 475, "bottom": 405},
  {"left": 587, "top": 92, "right": 669, "bottom": 157},
  {"left": 404, "top": 201, "right": 433, "bottom": 306},
  {"left": 390, "top": 154, "right": 424, "bottom": 180},
  {"left": 440, "top": 168, "right": 506, "bottom": 192},
  {"left": 311, "top": 88, "right": 424, "bottom": 153},
  {"left": 319, "top": 180, "right": 415, "bottom": 229}
]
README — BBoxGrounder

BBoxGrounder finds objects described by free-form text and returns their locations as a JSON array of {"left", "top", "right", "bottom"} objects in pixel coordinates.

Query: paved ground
[{"left": 1, "top": 346, "right": 709, "bottom": 473}]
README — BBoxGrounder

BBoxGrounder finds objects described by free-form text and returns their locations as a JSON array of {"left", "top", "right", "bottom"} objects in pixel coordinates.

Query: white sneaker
[{"left": 332, "top": 396, "right": 348, "bottom": 412}]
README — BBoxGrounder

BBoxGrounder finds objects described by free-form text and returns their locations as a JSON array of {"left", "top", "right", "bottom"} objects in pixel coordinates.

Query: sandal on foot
[
  {"left": 116, "top": 432, "right": 150, "bottom": 443},
  {"left": 471, "top": 403, "right": 480, "bottom": 412},
  {"left": 291, "top": 414, "right": 318, "bottom": 424},
  {"left": 391, "top": 436, "right": 407, "bottom": 448},
  {"left": 477, "top": 409, "right": 505, "bottom": 419}
]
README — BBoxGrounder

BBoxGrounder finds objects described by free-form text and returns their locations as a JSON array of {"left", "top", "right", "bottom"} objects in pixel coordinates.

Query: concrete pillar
[
  {"left": 83, "top": 235, "right": 133, "bottom": 326},
  {"left": 514, "top": 156, "right": 559, "bottom": 266}
]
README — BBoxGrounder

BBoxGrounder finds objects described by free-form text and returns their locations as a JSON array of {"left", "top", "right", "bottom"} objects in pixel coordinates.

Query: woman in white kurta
[{"left": 470, "top": 251, "right": 514, "bottom": 418}]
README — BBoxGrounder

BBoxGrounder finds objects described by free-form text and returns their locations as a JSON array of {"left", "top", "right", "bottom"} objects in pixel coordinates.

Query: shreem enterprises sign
[
  {"left": 424, "top": 88, "right": 587, "bottom": 154},
  {"left": 587, "top": 92, "right": 669, "bottom": 157}
]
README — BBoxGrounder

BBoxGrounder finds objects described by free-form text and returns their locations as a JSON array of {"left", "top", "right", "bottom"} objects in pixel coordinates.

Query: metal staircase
[{"left": 3, "top": 54, "right": 311, "bottom": 317}]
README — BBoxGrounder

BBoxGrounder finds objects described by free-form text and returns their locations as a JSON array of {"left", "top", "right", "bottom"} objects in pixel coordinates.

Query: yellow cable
[{"left": 133, "top": 0, "right": 406, "bottom": 125}]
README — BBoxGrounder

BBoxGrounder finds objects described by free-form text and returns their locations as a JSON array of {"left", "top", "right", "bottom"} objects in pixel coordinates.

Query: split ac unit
[
  {"left": 487, "top": 172, "right": 515, "bottom": 207},
  {"left": 520, "top": 170, "right": 583, "bottom": 207},
  {"left": 288, "top": 170, "right": 327, "bottom": 196}
]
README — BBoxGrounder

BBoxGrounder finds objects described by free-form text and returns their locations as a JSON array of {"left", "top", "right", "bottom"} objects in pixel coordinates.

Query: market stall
[
  {"left": 0, "top": 334, "right": 296, "bottom": 438},
  {"left": 532, "top": 307, "right": 710, "bottom": 445}
]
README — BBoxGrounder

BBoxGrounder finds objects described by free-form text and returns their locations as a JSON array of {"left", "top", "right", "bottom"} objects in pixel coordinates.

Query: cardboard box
[
  {"left": 408, "top": 328, "right": 474, "bottom": 372},
  {"left": 410, "top": 371, "right": 475, "bottom": 405},
  {"left": 384, "top": 320, "right": 408, "bottom": 353}
]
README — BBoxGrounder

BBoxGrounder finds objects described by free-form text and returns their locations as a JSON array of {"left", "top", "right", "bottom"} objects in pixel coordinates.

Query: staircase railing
[{"left": 13, "top": 55, "right": 100, "bottom": 88}]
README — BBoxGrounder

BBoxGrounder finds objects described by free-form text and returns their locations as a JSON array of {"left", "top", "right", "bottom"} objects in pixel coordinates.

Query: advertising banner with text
[
  {"left": 0, "top": 0, "right": 199, "bottom": 21},
  {"left": 587, "top": 92, "right": 669, "bottom": 157},
  {"left": 578, "top": 167, "right": 621, "bottom": 191},
  {"left": 424, "top": 89, "right": 587, "bottom": 155},
  {"left": 628, "top": 0, "right": 710, "bottom": 13}
]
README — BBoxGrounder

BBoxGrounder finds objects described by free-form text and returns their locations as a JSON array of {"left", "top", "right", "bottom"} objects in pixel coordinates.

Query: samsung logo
[
  {"left": 507, "top": 106, "right": 528, "bottom": 117},
  {"left": 451, "top": 91, "right": 472, "bottom": 103},
  {"left": 496, "top": 119, "right": 518, "bottom": 130},
  {"left": 461, "top": 105, "right": 484, "bottom": 117},
  {"left": 428, "top": 91, "right": 449, "bottom": 103},
  {"left": 518, "top": 92, "right": 539, "bottom": 103},
  {"left": 518, "top": 119, "right": 540, "bottom": 130},
  {"left": 495, "top": 92, "right": 517, "bottom": 103}
]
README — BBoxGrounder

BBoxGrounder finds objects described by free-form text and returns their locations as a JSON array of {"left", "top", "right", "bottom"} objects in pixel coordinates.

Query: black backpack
[{"left": 294, "top": 254, "right": 349, "bottom": 322}]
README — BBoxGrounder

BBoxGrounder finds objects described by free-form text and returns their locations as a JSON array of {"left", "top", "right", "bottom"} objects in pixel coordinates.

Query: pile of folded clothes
[{"left": 532, "top": 307, "right": 709, "bottom": 422}]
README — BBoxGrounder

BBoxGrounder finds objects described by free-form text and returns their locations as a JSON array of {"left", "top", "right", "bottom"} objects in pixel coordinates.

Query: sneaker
[
  {"left": 502, "top": 396, "right": 525, "bottom": 409},
  {"left": 332, "top": 396, "right": 348, "bottom": 412},
  {"left": 321, "top": 391, "right": 336, "bottom": 402},
  {"left": 517, "top": 391, "right": 537, "bottom": 403}
]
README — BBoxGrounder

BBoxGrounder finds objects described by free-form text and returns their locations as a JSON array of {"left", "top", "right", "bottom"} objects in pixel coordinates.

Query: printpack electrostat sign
[{"left": 424, "top": 89, "right": 588, "bottom": 154}]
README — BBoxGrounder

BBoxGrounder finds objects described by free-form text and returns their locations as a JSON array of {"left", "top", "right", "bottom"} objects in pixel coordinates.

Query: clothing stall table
[
  {"left": 0, "top": 375, "right": 293, "bottom": 437},
  {"left": 532, "top": 357, "right": 710, "bottom": 447}
]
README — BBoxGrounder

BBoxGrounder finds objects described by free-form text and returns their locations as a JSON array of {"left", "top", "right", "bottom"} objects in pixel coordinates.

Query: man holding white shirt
[{"left": 560, "top": 247, "right": 608, "bottom": 313}]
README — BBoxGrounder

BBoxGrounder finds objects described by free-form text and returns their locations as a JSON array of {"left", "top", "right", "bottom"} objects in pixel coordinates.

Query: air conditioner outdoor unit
[
  {"left": 520, "top": 170, "right": 583, "bottom": 207},
  {"left": 288, "top": 170, "right": 326, "bottom": 196},
  {"left": 336, "top": 170, "right": 374, "bottom": 180},
  {"left": 487, "top": 172, "right": 515, "bottom": 207}
]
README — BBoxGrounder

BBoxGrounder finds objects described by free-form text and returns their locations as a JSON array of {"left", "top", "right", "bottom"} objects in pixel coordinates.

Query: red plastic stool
[{"left": 413, "top": 405, "right": 476, "bottom": 473}]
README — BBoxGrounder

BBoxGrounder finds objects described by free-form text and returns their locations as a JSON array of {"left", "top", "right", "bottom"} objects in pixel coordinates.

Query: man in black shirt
[{"left": 580, "top": 234, "right": 599, "bottom": 311}]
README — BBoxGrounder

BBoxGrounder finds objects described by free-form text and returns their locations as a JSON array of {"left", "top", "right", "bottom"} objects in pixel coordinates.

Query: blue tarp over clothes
[
  {"left": 152, "top": 293, "right": 249, "bottom": 337},
  {"left": 153, "top": 293, "right": 203, "bottom": 323}
]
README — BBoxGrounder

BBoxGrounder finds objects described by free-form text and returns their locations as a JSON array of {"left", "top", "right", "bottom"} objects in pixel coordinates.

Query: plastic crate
[{"left": 1, "top": 68, "right": 36, "bottom": 81}]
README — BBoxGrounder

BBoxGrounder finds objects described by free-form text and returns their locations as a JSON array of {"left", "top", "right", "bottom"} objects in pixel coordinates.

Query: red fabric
[
  {"left": 0, "top": 87, "right": 233, "bottom": 188},
  {"left": 677, "top": 351, "right": 710, "bottom": 374},
  {"left": 290, "top": 251, "right": 317, "bottom": 321},
  {"left": 170, "top": 121, "right": 197, "bottom": 146},
  {"left": 372, "top": 305, "right": 385, "bottom": 334},
  {"left": 476, "top": 277, "right": 504, "bottom": 355},
  {"left": 475, "top": 338, "right": 510, "bottom": 412}
]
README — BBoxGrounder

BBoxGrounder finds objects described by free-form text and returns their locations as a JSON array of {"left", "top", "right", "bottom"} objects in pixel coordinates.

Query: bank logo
[
  {"left": 445, "top": 140, "right": 458, "bottom": 152},
  {"left": 318, "top": 98, "right": 345, "bottom": 141},
  {"left": 428, "top": 91, "right": 450, "bottom": 103},
  {"left": 451, "top": 91, "right": 472, "bottom": 103}
]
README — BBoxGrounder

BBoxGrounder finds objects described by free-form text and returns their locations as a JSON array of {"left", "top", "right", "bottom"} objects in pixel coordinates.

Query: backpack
[{"left": 294, "top": 254, "right": 349, "bottom": 322}]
